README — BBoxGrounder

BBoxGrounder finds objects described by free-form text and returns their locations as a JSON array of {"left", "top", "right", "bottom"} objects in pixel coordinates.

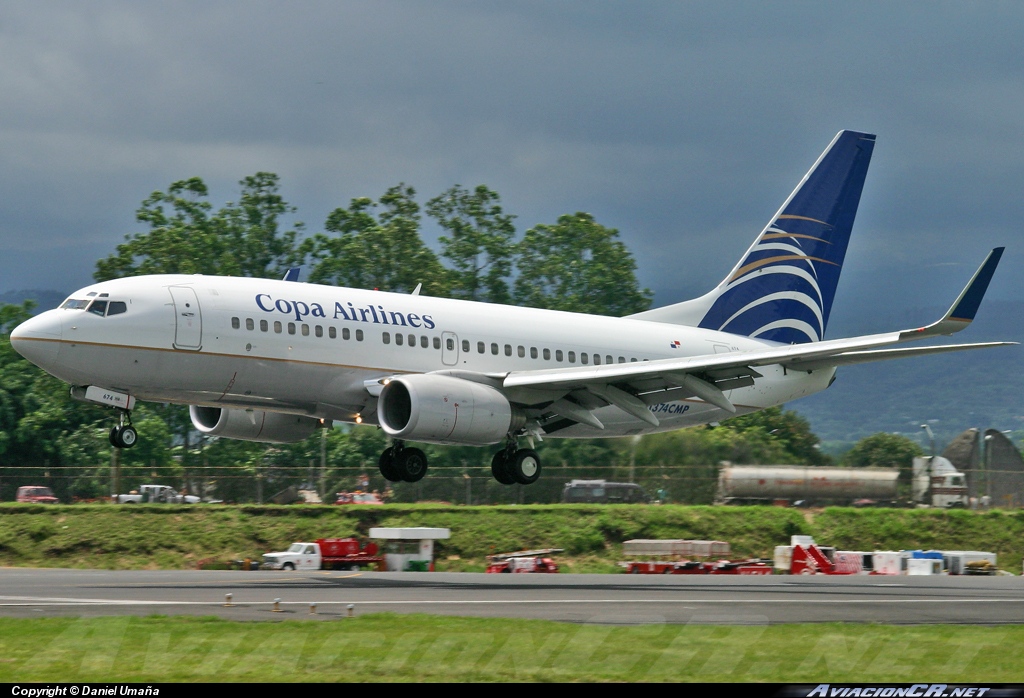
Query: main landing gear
[
  {"left": 378, "top": 441, "right": 428, "bottom": 483},
  {"left": 376, "top": 439, "right": 542, "bottom": 486},
  {"left": 109, "top": 411, "right": 137, "bottom": 449},
  {"left": 491, "top": 441, "right": 541, "bottom": 485}
]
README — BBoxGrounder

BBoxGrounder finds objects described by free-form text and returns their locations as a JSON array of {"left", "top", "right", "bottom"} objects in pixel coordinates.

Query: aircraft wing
[{"left": 499, "top": 248, "right": 1013, "bottom": 425}]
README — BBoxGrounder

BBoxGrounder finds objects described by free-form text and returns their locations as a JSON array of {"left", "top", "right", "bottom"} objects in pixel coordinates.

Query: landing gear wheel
[
  {"left": 396, "top": 447, "right": 428, "bottom": 483},
  {"left": 507, "top": 449, "right": 541, "bottom": 485},
  {"left": 491, "top": 451, "right": 515, "bottom": 485},
  {"left": 378, "top": 447, "right": 402, "bottom": 482},
  {"left": 109, "top": 427, "right": 120, "bottom": 448},
  {"left": 117, "top": 425, "right": 138, "bottom": 448}
]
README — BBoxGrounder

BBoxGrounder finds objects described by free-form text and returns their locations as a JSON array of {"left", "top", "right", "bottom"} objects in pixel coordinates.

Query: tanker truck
[{"left": 717, "top": 461, "right": 967, "bottom": 508}]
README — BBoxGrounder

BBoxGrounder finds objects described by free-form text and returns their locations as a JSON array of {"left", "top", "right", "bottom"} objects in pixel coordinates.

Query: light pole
[{"left": 920, "top": 424, "right": 936, "bottom": 458}]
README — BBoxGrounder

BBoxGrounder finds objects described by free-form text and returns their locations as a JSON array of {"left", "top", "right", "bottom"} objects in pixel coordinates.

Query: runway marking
[{"left": 2, "top": 596, "right": 1023, "bottom": 607}]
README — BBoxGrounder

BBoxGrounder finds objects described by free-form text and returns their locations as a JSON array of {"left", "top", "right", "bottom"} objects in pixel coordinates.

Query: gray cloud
[{"left": 1, "top": 1, "right": 1022, "bottom": 323}]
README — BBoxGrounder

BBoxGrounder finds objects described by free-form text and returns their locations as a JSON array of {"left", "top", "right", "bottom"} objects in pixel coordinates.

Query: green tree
[
  {"left": 95, "top": 173, "right": 302, "bottom": 281},
  {"left": 302, "top": 184, "right": 450, "bottom": 295},
  {"left": 842, "top": 433, "right": 923, "bottom": 471},
  {"left": 426, "top": 185, "right": 516, "bottom": 304},
  {"left": 513, "top": 212, "right": 653, "bottom": 315},
  {"left": 722, "top": 407, "right": 831, "bottom": 465}
]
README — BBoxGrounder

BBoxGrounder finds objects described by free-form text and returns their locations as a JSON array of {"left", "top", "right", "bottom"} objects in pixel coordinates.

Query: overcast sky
[{"left": 2, "top": 1, "right": 1023, "bottom": 334}]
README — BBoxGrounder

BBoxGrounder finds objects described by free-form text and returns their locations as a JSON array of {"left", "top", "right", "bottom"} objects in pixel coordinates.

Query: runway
[{"left": 1, "top": 568, "right": 1022, "bottom": 624}]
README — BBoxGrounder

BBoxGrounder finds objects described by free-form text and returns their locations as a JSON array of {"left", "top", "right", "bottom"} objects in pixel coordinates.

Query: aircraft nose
[{"left": 9, "top": 311, "right": 62, "bottom": 368}]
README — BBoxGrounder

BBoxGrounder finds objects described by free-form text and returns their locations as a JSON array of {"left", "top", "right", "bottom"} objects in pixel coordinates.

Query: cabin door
[{"left": 169, "top": 286, "right": 202, "bottom": 350}]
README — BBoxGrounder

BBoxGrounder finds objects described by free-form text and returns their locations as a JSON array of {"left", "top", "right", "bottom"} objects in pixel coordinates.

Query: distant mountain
[
  {"left": 790, "top": 300, "right": 1024, "bottom": 449},
  {"left": 0, "top": 289, "right": 68, "bottom": 312}
]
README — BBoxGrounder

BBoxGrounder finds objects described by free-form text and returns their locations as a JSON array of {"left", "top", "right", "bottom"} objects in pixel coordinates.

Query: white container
[
  {"left": 774, "top": 545, "right": 793, "bottom": 572},
  {"left": 907, "top": 558, "right": 942, "bottom": 575},
  {"left": 872, "top": 551, "right": 904, "bottom": 575}
]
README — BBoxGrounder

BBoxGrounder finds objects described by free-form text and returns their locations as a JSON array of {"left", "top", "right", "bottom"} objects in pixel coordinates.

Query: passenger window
[
  {"left": 618, "top": 356, "right": 625, "bottom": 363},
  {"left": 607, "top": 355, "right": 613, "bottom": 364},
  {"left": 107, "top": 301, "right": 127, "bottom": 316},
  {"left": 315, "top": 325, "right": 323, "bottom": 338},
  {"left": 504, "top": 344, "right": 512, "bottom": 357},
  {"left": 356, "top": 330, "right": 363, "bottom": 341},
  {"left": 491, "top": 343, "right": 499, "bottom": 355},
  {"left": 396, "top": 333, "right": 404, "bottom": 346},
  {"left": 329, "top": 326, "right": 336, "bottom": 339},
  {"left": 288, "top": 323, "right": 296, "bottom": 335},
  {"left": 556, "top": 350, "right": 563, "bottom": 361},
  {"left": 260, "top": 319, "right": 268, "bottom": 332},
  {"left": 87, "top": 300, "right": 107, "bottom": 316},
  {"left": 517, "top": 346, "right": 525, "bottom": 358},
  {"left": 231, "top": 317, "right": 240, "bottom": 329},
  {"left": 423, "top": 336, "right": 430, "bottom": 348},
  {"left": 530, "top": 347, "right": 538, "bottom": 359},
  {"left": 246, "top": 318, "right": 254, "bottom": 331},
  {"left": 630, "top": 358, "right": 637, "bottom": 362},
  {"left": 274, "top": 321, "right": 282, "bottom": 334},
  {"left": 408, "top": 334, "right": 415, "bottom": 347},
  {"left": 543, "top": 348, "right": 551, "bottom": 360},
  {"left": 342, "top": 328, "right": 350, "bottom": 340},
  {"left": 301, "top": 324, "right": 309, "bottom": 336},
  {"left": 383, "top": 332, "right": 391, "bottom": 344},
  {"left": 568, "top": 351, "right": 576, "bottom": 363},
  {"left": 461, "top": 339, "right": 469, "bottom": 352},
  {"left": 478, "top": 341, "right": 485, "bottom": 354},
  {"left": 433, "top": 337, "right": 441, "bottom": 349},
  {"left": 581, "top": 353, "right": 589, "bottom": 365},
  {"left": 593, "top": 354, "right": 600, "bottom": 365}
]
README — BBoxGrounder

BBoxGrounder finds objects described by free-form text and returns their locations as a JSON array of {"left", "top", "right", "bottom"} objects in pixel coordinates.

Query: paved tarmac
[{"left": 1, "top": 568, "right": 1023, "bottom": 624}]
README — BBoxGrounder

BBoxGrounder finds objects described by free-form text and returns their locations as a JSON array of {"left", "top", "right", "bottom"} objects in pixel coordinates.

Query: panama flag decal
[{"left": 670, "top": 340, "right": 681, "bottom": 349}]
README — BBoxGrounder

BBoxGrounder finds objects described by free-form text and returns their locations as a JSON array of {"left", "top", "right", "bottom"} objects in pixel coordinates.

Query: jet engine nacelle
[
  {"left": 378, "top": 374, "right": 525, "bottom": 445},
  {"left": 190, "top": 406, "right": 321, "bottom": 443}
]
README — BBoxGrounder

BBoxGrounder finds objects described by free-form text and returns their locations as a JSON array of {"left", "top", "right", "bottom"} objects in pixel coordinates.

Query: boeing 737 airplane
[{"left": 8, "top": 130, "right": 1014, "bottom": 486}]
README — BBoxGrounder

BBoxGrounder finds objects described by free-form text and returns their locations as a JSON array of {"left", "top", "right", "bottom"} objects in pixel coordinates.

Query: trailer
[
  {"left": 486, "top": 548, "right": 563, "bottom": 573},
  {"left": 718, "top": 466, "right": 898, "bottom": 505},
  {"left": 718, "top": 462, "right": 969, "bottom": 508},
  {"left": 618, "top": 539, "right": 768, "bottom": 574}
]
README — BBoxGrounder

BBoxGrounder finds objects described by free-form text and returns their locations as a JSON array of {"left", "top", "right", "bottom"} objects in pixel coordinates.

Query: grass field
[
  {"left": 2, "top": 503, "right": 1023, "bottom": 573},
  {"left": 0, "top": 614, "right": 1021, "bottom": 683}
]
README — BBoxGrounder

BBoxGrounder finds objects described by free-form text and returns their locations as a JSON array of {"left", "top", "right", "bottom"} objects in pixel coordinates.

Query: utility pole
[
  {"left": 320, "top": 428, "right": 327, "bottom": 500},
  {"left": 111, "top": 448, "right": 120, "bottom": 499}
]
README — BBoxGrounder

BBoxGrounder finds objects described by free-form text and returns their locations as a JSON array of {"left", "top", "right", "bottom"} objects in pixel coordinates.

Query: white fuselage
[{"left": 11, "top": 274, "right": 835, "bottom": 439}]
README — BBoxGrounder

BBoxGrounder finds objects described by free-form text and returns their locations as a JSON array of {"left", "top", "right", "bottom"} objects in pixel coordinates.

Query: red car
[{"left": 17, "top": 486, "right": 58, "bottom": 504}]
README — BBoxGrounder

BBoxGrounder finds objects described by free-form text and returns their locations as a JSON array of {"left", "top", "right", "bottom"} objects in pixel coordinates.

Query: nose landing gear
[{"left": 109, "top": 411, "right": 138, "bottom": 449}]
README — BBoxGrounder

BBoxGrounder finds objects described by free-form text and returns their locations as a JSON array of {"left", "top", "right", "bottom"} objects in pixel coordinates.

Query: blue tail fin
[{"left": 630, "top": 130, "right": 876, "bottom": 343}]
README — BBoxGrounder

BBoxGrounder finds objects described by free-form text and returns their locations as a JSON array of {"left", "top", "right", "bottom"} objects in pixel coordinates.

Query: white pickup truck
[{"left": 112, "top": 484, "right": 200, "bottom": 504}]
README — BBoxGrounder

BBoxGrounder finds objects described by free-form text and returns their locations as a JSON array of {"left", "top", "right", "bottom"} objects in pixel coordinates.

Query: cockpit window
[
  {"left": 87, "top": 300, "right": 108, "bottom": 316},
  {"left": 60, "top": 299, "right": 91, "bottom": 310},
  {"left": 107, "top": 301, "right": 127, "bottom": 316}
]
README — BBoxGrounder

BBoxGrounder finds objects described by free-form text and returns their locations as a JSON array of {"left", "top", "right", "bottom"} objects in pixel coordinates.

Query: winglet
[
  {"left": 282, "top": 267, "right": 301, "bottom": 282},
  {"left": 900, "top": 247, "right": 1004, "bottom": 340}
]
